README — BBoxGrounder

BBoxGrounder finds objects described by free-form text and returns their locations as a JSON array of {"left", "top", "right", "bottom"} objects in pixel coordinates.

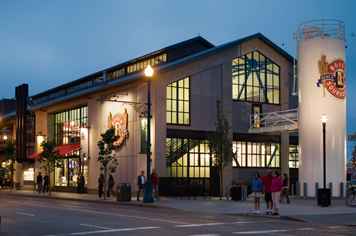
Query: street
[{"left": 0, "top": 195, "right": 355, "bottom": 236}]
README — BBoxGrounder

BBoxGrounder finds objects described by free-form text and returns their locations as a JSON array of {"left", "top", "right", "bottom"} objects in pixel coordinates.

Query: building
[{"left": 7, "top": 33, "right": 299, "bottom": 195}]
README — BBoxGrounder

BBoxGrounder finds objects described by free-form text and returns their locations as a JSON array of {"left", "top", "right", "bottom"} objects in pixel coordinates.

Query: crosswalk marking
[
  {"left": 70, "top": 226, "right": 160, "bottom": 235},
  {"left": 233, "top": 229, "right": 289, "bottom": 234},
  {"left": 79, "top": 224, "right": 112, "bottom": 230}
]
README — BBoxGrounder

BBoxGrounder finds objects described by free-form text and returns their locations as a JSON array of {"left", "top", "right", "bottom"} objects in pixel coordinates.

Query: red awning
[
  {"left": 28, "top": 143, "right": 80, "bottom": 160},
  {"left": 29, "top": 151, "right": 42, "bottom": 160},
  {"left": 56, "top": 143, "right": 81, "bottom": 156}
]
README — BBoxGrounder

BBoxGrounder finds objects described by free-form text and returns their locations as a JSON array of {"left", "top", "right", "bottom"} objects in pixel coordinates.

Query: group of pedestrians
[
  {"left": 97, "top": 170, "right": 159, "bottom": 201},
  {"left": 36, "top": 172, "right": 49, "bottom": 193},
  {"left": 251, "top": 170, "right": 290, "bottom": 215},
  {"left": 137, "top": 170, "right": 159, "bottom": 201}
]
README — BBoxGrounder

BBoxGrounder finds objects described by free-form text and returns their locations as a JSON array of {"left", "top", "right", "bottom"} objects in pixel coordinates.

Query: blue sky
[{"left": 1, "top": 0, "right": 355, "bottom": 153}]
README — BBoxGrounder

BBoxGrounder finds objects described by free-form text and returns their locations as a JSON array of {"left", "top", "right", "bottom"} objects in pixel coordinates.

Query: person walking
[
  {"left": 107, "top": 174, "right": 115, "bottom": 198},
  {"left": 261, "top": 170, "right": 273, "bottom": 215},
  {"left": 36, "top": 172, "right": 43, "bottom": 194},
  {"left": 43, "top": 174, "right": 49, "bottom": 193},
  {"left": 151, "top": 170, "right": 159, "bottom": 200},
  {"left": 137, "top": 171, "right": 145, "bottom": 201},
  {"left": 98, "top": 174, "right": 104, "bottom": 199},
  {"left": 251, "top": 172, "right": 263, "bottom": 214},
  {"left": 271, "top": 171, "right": 283, "bottom": 216},
  {"left": 281, "top": 173, "right": 290, "bottom": 204}
]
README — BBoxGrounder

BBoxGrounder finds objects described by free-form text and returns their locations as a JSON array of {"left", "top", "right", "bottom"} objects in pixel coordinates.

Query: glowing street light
[
  {"left": 144, "top": 65, "right": 154, "bottom": 78},
  {"left": 143, "top": 65, "right": 154, "bottom": 203}
]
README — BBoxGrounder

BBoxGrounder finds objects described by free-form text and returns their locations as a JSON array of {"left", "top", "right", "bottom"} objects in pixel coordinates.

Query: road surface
[{"left": 0, "top": 195, "right": 355, "bottom": 236}]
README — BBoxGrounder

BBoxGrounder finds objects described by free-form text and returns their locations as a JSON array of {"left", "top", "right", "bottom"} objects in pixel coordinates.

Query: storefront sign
[
  {"left": 23, "top": 168, "right": 34, "bottom": 181},
  {"left": 108, "top": 109, "right": 129, "bottom": 148},
  {"left": 317, "top": 55, "right": 345, "bottom": 99}
]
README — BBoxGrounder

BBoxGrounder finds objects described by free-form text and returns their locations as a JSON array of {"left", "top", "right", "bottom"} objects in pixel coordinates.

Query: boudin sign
[
  {"left": 316, "top": 55, "right": 345, "bottom": 99},
  {"left": 108, "top": 108, "right": 129, "bottom": 148}
]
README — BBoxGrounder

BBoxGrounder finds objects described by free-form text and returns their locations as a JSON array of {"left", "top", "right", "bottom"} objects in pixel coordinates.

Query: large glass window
[
  {"left": 232, "top": 141, "right": 280, "bottom": 168},
  {"left": 127, "top": 53, "right": 167, "bottom": 74},
  {"left": 48, "top": 106, "right": 88, "bottom": 187},
  {"left": 232, "top": 50, "right": 280, "bottom": 104},
  {"left": 289, "top": 145, "right": 299, "bottom": 168},
  {"left": 166, "top": 77, "right": 190, "bottom": 125},
  {"left": 48, "top": 106, "right": 88, "bottom": 145},
  {"left": 140, "top": 118, "right": 148, "bottom": 153},
  {"left": 166, "top": 138, "right": 214, "bottom": 178}
]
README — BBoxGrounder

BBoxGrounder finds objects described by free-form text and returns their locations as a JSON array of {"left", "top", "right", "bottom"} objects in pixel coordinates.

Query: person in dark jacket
[
  {"left": 36, "top": 172, "right": 43, "bottom": 193},
  {"left": 107, "top": 174, "right": 115, "bottom": 198},
  {"left": 98, "top": 174, "right": 104, "bottom": 198},
  {"left": 151, "top": 170, "right": 159, "bottom": 200},
  {"left": 43, "top": 174, "right": 49, "bottom": 193},
  {"left": 137, "top": 171, "right": 145, "bottom": 201},
  {"left": 281, "top": 173, "right": 290, "bottom": 204}
]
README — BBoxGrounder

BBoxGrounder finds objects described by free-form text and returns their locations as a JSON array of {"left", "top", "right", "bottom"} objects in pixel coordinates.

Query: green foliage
[
  {"left": 352, "top": 145, "right": 356, "bottom": 168},
  {"left": 40, "top": 141, "right": 59, "bottom": 173},
  {"left": 209, "top": 100, "right": 231, "bottom": 168},
  {"left": 4, "top": 140, "right": 15, "bottom": 186},
  {"left": 97, "top": 128, "right": 119, "bottom": 199},
  {"left": 4, "top": 141, "right": 15, "bottom": 160},
  {"left": 208, "top": 100, "right": 232, "bottom": 197},
  {"left": 97, "top": 128, "right": 118, "bottom": 171}
]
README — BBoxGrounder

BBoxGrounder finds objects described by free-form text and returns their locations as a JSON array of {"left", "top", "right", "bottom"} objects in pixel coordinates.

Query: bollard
[
  {"left": 296, "top": 182, "right": 300, "bottom": 196},
  {"left": 329, "top": 182, "right": 333, "bottom": 197},
  {"left": 340, "top": 182, "right": 344, "bottom": 198},
  {"left": 303, "top": 182, "right": 308, "bottom": 198}
]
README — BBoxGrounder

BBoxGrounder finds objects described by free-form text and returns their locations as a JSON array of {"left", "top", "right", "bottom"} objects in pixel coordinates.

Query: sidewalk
[{"left": 2, "top": 189, "right": 356, "bottom": 224}]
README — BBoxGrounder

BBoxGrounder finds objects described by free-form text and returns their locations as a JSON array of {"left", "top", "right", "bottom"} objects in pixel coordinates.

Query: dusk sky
[{"left": 1, "top": 0, "right": 355, "bottom": 132}]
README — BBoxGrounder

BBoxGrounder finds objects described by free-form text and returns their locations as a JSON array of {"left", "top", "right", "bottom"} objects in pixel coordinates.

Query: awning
[
  {"left": 29, "top": 151, "right": 42, "bottom": 160},
  {"left": 28, "top": 143, "right": 80, "bottom": 160},
  {"left": 56, "top": 143, "right": 81, "bottom": 156}
]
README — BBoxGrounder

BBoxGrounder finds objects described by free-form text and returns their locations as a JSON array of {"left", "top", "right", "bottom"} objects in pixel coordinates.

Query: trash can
[
  {"left": 117, "top": 183, "right": 131, "bottom": 201},
  {"left": 230, "top": 186, "right": 242, "bottom": 201},
  {"left": 317, "top": 188, "right": 331, "bottom": 207}
]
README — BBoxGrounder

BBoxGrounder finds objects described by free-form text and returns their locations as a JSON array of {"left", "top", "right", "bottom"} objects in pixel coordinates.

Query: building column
[
  {"left": 281, "top": 131, "right": 289, "bottom": 176},
  {"left": 221, "top": 62, "right": 233, "bottom": 196},
  {"left": 14, "top": 161, "right": 23, "bottom": 188}
]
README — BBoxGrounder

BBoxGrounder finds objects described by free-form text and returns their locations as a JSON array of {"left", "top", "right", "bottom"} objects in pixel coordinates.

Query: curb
[
  {"left": 0, "top": 192, "right": 163, "bottom": 209},
  {"left": 226, "top": 213, "right": 308, "bottom": 223}
]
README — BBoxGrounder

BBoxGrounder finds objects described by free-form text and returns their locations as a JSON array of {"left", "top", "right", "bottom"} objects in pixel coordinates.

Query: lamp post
[
  {"left": 321, "top": 115, "right": 327, "bottom": 189},
  {"left": 143, "top": 65, "right": 154, "bottom": 203},
  {"left": 317, "top": 114, "right": 331, "bottom": 207}
]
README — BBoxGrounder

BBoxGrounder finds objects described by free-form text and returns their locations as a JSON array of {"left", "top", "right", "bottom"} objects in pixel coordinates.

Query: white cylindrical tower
[{"left": 297, "top": 20, "right": 346, "bottom": 197}]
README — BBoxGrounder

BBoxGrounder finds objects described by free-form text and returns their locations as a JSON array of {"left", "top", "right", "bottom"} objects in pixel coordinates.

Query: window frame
[
  {"left": 232, "top": 141, "right": 281, "bottom": 168},
  {"left": 166, "top": 77, "right": 191, "bottom": 126},
  {"left": 232, "top": 50, "right": 281, "bottom": 105}
]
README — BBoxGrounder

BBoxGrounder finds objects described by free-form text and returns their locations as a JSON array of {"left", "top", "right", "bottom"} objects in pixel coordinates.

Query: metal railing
[
  {"left": 249, "top": 109, "right": 298, "bottom": 133},
  {"left": 296, "top": 19, "right": 345, "bottom": 41}
]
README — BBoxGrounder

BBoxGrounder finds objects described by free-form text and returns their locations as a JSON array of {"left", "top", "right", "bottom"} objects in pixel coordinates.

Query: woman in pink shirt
[{"left": 271, "top": 171, "right": 283, "bottom": 215}]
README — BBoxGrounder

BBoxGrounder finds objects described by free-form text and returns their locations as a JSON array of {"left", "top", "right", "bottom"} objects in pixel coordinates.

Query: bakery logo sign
[
  {"left": 316, "top": 55, "right": 345, "bottom": 99},
  {"left": 108, "top": 108, "right": 129, "bottom": 148}
]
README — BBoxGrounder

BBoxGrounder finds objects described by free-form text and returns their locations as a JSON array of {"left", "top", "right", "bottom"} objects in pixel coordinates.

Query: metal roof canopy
[{"left": 248, "top": 109, "right": 298, "bottom": 134}]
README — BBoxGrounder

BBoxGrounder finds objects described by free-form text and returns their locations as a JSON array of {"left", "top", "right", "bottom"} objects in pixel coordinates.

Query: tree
[
  {"left": 97, "top": 128, "right": 118, "bottom": 200},
  {"left": 4, "top": 140, "right": 15, "bottom": 188},
  {"left": 208, "top": 100, "right": 232, "bottom": 199},
  {"left": 40, "top": 141, "right": 59, "bottom": 195},
  {"left": 352, "top": 145, "right": 356, "bottom": 169}
]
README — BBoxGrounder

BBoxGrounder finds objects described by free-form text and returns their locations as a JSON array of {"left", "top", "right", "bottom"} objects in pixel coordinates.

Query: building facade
[{"left": 5, "top": 33, "right": 300, "bottom": 195}]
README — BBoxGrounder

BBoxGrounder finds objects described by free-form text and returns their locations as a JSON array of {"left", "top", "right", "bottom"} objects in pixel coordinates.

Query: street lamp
[
  {"left": 321, "top": 114, "right": 327, "bottom": 189},
  {"left": 317, "top": 114, "right": 331, "bottom": 207},
  {"left": 143, "top": 65, "right": 154, "bottom": 203}
]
